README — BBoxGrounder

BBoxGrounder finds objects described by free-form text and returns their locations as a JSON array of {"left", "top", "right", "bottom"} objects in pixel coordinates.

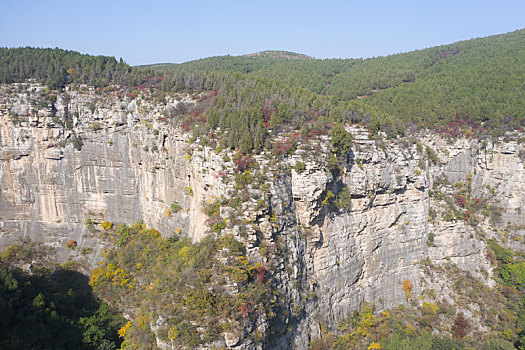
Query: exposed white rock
[{"left": 1, "top": 84, "right": 524, "bottom": 348}]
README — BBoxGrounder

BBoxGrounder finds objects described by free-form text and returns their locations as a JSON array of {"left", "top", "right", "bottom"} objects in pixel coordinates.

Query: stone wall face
[
  {"left": 0, "top": 87, "right": 224, "bottom": 268},
  {"left": 1, "top": 85, "right": 524, "bottom": 348}
]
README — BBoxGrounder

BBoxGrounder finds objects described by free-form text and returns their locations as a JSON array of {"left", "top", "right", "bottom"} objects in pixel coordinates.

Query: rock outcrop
[
  {"left": 1, "top": 84, "right": 524, "bottom": 348},
  {"left": 0, "top": 84, "right": 223, "bottom": 269}
]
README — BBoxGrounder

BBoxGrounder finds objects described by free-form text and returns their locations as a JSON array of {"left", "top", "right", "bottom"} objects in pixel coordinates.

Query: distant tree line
[
  {"left": 0, "top": 47, "right": 153, "bottom": 90},
  {"left": 2, "top": 28, "right": 525, "bottom": 152}
]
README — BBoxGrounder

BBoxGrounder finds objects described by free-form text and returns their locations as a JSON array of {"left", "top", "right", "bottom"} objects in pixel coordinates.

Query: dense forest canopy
[
  {"left": 152, "top": 29, "right": 525, "bottom": 130},
  {"left": 2, "top": 29, "right": 525, "bottom": 150},
  {"left": 0, "top": 47, "right": 154, "bottom": 90}
]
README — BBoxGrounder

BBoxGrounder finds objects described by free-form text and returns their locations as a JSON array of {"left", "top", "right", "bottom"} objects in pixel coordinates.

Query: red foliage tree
[
  {"left": 262, "top": 103, "right": 276, "bottom": 122},
  {"left": 216, "top": 170, "right": 228, "bottom": 179},
  {"left": 255, "top": 265, "right": 267, "bottom": 284},
  {"left": 238, "top": 302, "right": 253, "bottom": 319},
  {"left": 486, "top": 250, "right": 496, "bottom": 265},
  {"left": 234, "top": 156, "right": 252, "bottom": 173},
  {"left": 273, "top": 139, "right": 292, "bottom": 155},
  {"left": 453, "top": 194, "right": 467, "bottom": 208},
  {"left": 452, "top": 314, "right": 469, "bottom": 338}
]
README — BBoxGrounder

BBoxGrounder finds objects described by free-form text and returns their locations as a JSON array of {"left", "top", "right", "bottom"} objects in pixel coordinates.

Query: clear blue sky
[{"left": 1, "top": 0, "right": 524, "bottom": 65}]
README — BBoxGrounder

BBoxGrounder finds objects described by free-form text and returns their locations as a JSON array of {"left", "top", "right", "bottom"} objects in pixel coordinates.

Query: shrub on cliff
[
  {"left": 331, "top": 123, "right": 353, "bottom": 157},
  {"left": 500, "top": 262, "right": 525, "bottom": 289},
  {"left": 89, "top": 223, "right": 275, "bottom": 348}
]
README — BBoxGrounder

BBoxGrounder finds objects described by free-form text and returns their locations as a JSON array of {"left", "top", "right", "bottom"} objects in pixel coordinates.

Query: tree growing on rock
[{"left": 331, "top": 123, "right": 353, "bottom": 157}]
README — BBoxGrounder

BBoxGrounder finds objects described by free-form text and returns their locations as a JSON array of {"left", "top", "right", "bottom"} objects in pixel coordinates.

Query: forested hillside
[
  {"left": 149, "top": 28, "right": 525, "bottom": 138},
  {"left": 0, "top": 242, "right": 124, "bottom": 349},
  {"left": 0, "top": 47, "right": 156, "bottom": 90},
  {"left": 3, "top": 29, "right": 525, "bottom": 153}
]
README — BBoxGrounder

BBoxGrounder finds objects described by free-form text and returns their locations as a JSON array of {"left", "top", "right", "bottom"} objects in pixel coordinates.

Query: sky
[{"left": 1, "top": 0, "right": 524, "bottom": 66}]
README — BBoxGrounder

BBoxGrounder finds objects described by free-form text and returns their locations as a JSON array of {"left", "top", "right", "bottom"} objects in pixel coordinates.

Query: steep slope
[
  {"left": 0, "top": 84, "right": 224, "bottom": 270},
  {"left": 362, "top": 29, "right": 525, "bottom": 129},
  {"left": 1, "top": 83, "right": 524, "bottom": 348},
  {"left": 1, "top": 29, "right": 525, "bottom": 349}
]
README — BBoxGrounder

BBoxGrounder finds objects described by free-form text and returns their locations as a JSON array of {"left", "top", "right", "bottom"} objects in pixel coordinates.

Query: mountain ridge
[{"left": 244, "top": 50, "right": 314, "bottom": 60}]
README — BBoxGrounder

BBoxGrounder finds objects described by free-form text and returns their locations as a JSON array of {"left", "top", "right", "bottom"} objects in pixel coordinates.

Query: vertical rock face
[
  {"left": 282, "top": 129, "right": 524, "bottom": 347},
  {"left": 286, "top": 134, "right": 432, "bottom": 346},
  {"left": 0, "top": 86, "right": 224, "bottom": 267},
  {"left": 1, "top": 85, "right": 524, "bottom": 348}
]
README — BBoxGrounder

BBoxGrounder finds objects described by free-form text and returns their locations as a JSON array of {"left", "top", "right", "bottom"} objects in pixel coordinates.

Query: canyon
[{"left": 1, "top": 84, "right": 524, "bottom": 348}]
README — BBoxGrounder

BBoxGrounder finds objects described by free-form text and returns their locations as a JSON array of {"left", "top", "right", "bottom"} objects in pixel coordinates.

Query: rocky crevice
[{"left": 1, "top": 84, "right": 524, "bottom": 348}]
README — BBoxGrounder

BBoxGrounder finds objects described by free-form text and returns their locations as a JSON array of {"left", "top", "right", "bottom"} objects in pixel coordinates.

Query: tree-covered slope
[
  {"left": 362, "top": 29, "right": 525, "bottom": 130},
  {"left": 0, "top": 47, "right": 156, "bottom": 90},
  {"left": 2, "top": 29, "right": 524, "bottom": 147},
  {"left": 0, "top": 242, "right": 125, "bottom": 350},
  {"left": 149, "top": 29, "right": 525, "bottom": 135}
]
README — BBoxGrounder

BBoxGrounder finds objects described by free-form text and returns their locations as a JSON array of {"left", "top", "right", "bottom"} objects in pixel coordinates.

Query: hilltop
[
  {"left": 244, "top": 50, "right": 314, "bottom": 60},
  {"left": 147, "top": 29, "right": 525, "bottom": 136},
  {"left": 2, "top": 29, "right": 525, "bottom": 153}
]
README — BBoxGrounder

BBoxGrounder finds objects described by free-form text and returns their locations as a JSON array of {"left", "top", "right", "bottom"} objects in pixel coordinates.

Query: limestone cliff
[
  {"left": 0, "top": 84, "right": 224, "bottom": 269},
  {"left": 1, "top": 83, "right": 524, "bottom": 348}
]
